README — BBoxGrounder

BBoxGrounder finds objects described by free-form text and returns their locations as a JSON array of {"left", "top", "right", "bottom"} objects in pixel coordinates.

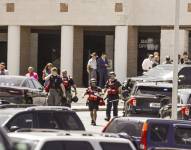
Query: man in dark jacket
[{"left": 97, "top": 53, "right": 109, "bottom": 88}]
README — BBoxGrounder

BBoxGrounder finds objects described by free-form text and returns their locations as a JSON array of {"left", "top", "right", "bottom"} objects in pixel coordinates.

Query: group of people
[{"left": 142, "top": 51, "right": 191, "bottom": 72}]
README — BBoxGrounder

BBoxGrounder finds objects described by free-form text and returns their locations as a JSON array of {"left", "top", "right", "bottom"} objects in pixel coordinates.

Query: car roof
[
  {"left": 0, "top": 105, "right": 72, "bottom": 116},
  {"left": 8, "top": 130, "right": 133, "bottom": 143},
  {"left": 0, "top": 75, "right": 28, "bottom": 80},
  {"left": 135, "top": 82, "right": 172, "bottom": 88}
]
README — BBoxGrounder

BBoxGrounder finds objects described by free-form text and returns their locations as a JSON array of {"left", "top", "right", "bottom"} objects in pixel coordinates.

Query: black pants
[{"left": 106, "top": 96, "right": 119, "bottom": 119}]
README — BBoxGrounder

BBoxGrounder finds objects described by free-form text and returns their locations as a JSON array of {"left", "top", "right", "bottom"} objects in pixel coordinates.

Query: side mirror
[
  {"left": 179, "top": 75, "right": 185, "bottom": 80},
  {"left": 9, "top": 126, "right": 19, "bottom": 132},
  {"left": 12, "top": 142, "right": 31, "bottom": 150}
]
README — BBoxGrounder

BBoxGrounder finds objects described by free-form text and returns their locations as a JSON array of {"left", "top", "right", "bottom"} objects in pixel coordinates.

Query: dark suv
[
  {"left": 0, "top": 105, "right": 85, "bottom": 132},
  {"left": 124, "top": 82, "right": 172, "bottom": 117}
]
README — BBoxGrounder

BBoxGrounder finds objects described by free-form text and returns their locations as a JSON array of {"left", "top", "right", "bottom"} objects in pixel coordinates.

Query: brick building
[{"left": 0, "top": 0, "right": 191, "bottom": 86}]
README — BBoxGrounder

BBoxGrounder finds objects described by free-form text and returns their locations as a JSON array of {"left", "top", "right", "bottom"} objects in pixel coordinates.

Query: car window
[
  {"left": 41, "top": 141, "right": 94, "bottom": 150},
  {"left": 32, "top": 79, "right": 43, "bottom": 90},
  {"left": 6, "top": 113, "right": 33, "bottom": 131},
  {"left": 150, "top": 124, "right": 169, "bottom": 143},
  {"left": 104, "top": 119, "right": 143, "bottom": 137},
  {"left": 37, "top": 111, "right": 84, "bottom": 130},
  {"left": 100, "top": 142, "right": 133, "bottom": 150},
  {"left": 135, "top": 86, "right": 172, "bottom": 97},
  {"left": 178, "top": 67, "right": 191, "bottom": 85},
  {"left": 28, "top": 79, "right": 35, "bottom": 89},
  {"left": 22, "top": 80, "right": 30, "bottom": 88},
  {"left": 175, "top": 127, "right": 191, "bottom": 146}
]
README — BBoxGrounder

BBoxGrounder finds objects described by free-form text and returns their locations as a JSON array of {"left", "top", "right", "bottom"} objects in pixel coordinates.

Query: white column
[
  {"left": 114, "top": 26, "right": 128, "bottom": 82},
  {"left": 61, "top": 26, "right": 74, "bottom": 76},
  {"left": 7, "top": 26, "right": 20, "bottom": 75}
]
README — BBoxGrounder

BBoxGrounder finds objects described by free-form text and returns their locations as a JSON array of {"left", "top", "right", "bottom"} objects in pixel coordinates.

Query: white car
[{"left": 8, "top": 129, "right": 136, "bottom": 150}]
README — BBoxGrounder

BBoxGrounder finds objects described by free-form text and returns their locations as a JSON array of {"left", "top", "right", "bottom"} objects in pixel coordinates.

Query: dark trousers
[
  {"left": 106, "top": 96, "right": 119, "bottom": 119},
  {"left": 98, "top": 71, "right": 108, "bottom": 88}
]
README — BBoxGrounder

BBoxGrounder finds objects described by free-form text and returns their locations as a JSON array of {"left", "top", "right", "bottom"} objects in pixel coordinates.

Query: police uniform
[
  {"left": 47, "top": 75, "right": 63, "bottom": 106},
  {"left": 86, "top": 86, "right": 102, "bottom": 111},
  {"left": 105, "top": 79, "right": 121, "bottom": 120},
  {"left": 62, "top": 76, "right": 75, "bottom": 107}
]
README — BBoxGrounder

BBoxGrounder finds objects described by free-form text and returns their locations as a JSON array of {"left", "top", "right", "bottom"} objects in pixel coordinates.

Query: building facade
[{"left": 1, "top": 0, "right": 191, "bottom": 86}]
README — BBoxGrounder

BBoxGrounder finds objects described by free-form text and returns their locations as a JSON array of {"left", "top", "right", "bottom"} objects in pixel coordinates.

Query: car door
[
  {"left": 31, "top": 79, "right": 47, "bottom": 105},
  {"left": 5, "top": 112, "right": 35, "bottom": 132}
]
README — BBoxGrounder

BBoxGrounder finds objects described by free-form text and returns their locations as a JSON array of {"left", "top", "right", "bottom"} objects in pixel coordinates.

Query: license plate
[{"left": 150, "top": 103, "right": 160, "bottom": 108}]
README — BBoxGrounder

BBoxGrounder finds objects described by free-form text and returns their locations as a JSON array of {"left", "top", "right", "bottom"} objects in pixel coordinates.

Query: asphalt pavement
[{"left": 77, "top": 111, "right": 123, "bottom": 133}]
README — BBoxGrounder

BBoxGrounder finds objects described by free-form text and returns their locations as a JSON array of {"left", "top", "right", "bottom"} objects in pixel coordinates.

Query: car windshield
[
  {"left": 0, "top": 77, "right": 24, "bottom": 87},
  {"left": 136, "top": 86, "right": 172, "bottom": 97},
  {"left": 175, "top": 127, "right": 191, "bottom": 146},
  {"left": 100, "top": 142, "right": 133, "bottom": 150},
  {"left": 104, "top": 119, "right": 143, "bottom": 137}
]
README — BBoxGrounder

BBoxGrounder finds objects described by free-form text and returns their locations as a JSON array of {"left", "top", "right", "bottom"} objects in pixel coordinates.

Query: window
[
  {"left": 104, "top": 119, "right": 143, "bottom": 137},
  {"left": 100, "top": 142, "right": 132, "bottom": 150},
  {"left": 32, "top": 79, "right": 43, "bottom": 90},
  {"left": 175, "top": 127, "right": 191, "bottom": 146},
  {"left": 6, "top": 113, "right": 33, "bottom": 130},
  {"left": 41, "top": 141, "right": 93, "bottom": 150},
  {"left": 150, "top": 124, "right": 169, "bottom": 143},
  {"left": 37, "top": 111, "right": 84, "bottom": 130},
  {"left": 28, "top": 79, "right": 35, "bottom": 89},
  {"left": 22, "top": 80, "right": 30, "bottom": 88},
  {"left": 179, "top": 67, "right": 191, "bottom": 85}
]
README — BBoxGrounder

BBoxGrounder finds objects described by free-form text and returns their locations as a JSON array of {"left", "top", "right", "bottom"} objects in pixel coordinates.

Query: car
[
  {"left": 0, "top": 75, "right": 47, "bottom": 105},
  {"left": 8, "top": 129, "right": 136, "bottom": 150},
  {"left": 129, "top": 64, "right": 191, "bottom": 89},
  {"left": 102, "top": 117, "right": 149, "bottom": 149},
  {"left": 0, "top": 127, "right": 13, "bottom": 150},
  {"left": 160, "top": 89, "right": 191, "bottom": 120},
  {"left": 140, "top": 119, "right": 191, "bottom": 150},
  {"left": 0, "top": 105, "right": 85, "bottom": 132},
  {"left": 124, "top": 82, "right": 172, "bottom": 117}
]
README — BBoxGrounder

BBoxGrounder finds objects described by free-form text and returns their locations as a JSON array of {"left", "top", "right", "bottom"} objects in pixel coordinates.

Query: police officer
[
  {"left": 61, "top": 70, "right": 77, "bottom": 107},
  {"left": 104, "top": 71, "right": 121, "bottom": 121},
  {"left": 84, "top": 78, "right": 102, "bottom": 126},
  {"left": 45, "top": 67, "right": 66, "bottom": 106}
]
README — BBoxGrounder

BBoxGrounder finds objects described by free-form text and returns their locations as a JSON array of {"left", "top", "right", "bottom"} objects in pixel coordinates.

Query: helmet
[
  {"left": 90, "top": 78, "right": 97, "bottom": 83},
  {"left": 71, "top": 96, "right": 79, "bottom": 103},
  {"left": 109, "top": 71, "right": 116, "bottom": 76}
]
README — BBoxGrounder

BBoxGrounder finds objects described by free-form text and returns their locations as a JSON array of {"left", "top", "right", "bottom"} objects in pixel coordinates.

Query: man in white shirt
[
  {"left": 142, "top": 54, "right": 153, "bottom": 72},
  {"left": 87, "top": 52, "right": 97, "bottom": 81},
  {"left": 0, "top": 62, "right": 9, "bottom": 75}
]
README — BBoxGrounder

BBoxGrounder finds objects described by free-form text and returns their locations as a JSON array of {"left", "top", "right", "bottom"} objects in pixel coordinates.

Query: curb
[{"left": 71, "top": 106, "right": 124, "bottom": 112}]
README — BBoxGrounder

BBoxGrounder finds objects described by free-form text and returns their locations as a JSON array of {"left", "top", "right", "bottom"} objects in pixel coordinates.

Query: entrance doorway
[
  {"left": 38, "top": 33, "right": 61, "bottom": 82},
  {"left": 0, "top": 42, "right": 7, "bottom": 64},
  {"left": 137, "top": 31, "right": 160, "bottom": 75}
]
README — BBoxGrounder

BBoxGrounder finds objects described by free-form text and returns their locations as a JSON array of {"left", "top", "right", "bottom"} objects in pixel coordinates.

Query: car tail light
[
  {"left": 140, "top": 122, "right": 148, "bottom": 150},
  {"left": 128, "top": 97, "right": 136, "bottom": 106},
  {"left": 181, "top": 107, "right": 190, "bottom": 116},
  {"left": 102, "top": 118, "right": 113, "bottom": 133}
]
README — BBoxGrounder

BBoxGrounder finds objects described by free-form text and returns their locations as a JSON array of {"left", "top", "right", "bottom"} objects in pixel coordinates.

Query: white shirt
[
  {"left": 142, "top": 58, "right": 153, "bottom": 71},
  {"left": 88, "top": 58, "right": 97, "bottom": 70}
]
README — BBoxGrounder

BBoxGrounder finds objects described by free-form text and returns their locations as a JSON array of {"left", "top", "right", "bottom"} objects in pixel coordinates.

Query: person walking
[
  {"left": 142, "top": 54, "right": 153, "bottom": 72},
  {"left": 0, "top": 62, "right": 8, "bottom": 75},
  {"left": 84, "top": 78, "right": 102, "bottom": 126},
  {"left": 45, "top": 67, "right": 66, "bottom": 106},
  {"left": 97, "top": 53, "right": 109, "bottom": 88},
  {"left": 104, "top": 71, "right": 122, "bottom": 121},
  {"left": 87, "top": 52, "right": 97, "bottom": 81},
  {"left": 42, "top": 63, "right": 54, "bottom": 86},
  {"left": 26, "top": 66, "right": 39, "bottom": 80},
  {"left": 61, "top": 70, "right": 77, "bottom": 107}
]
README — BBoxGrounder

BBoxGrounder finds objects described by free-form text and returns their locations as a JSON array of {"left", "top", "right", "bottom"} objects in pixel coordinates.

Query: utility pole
[{"left": 172, "top": 0, "right": 180, "bottom": 120}]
